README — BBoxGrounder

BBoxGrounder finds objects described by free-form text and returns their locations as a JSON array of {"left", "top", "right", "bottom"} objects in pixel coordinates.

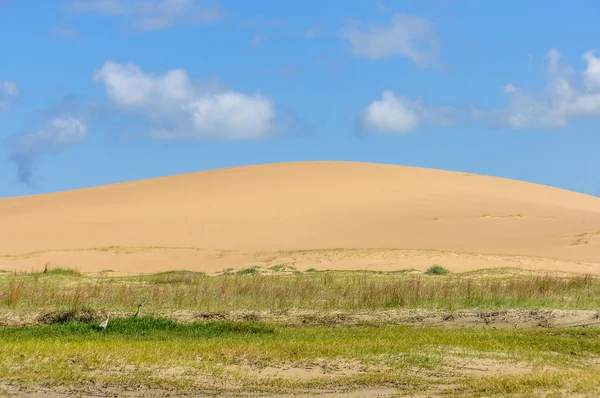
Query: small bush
[
  {"left": 305, "top": 268, "right": 318, "bottom": 273},
  {"left": 425, "top": 265, "right": 451, "bottom": 275},
  {"left": 237, "top": 266, "right": 261, "bottom": 275}
]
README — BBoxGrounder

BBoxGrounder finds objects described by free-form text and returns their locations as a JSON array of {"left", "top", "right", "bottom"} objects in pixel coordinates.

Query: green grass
[
  {"left": 34, "top": 267, "right": 83, "bottom": 277},
  {"left": 0, "top": 318, "right": 598, "bottom": 395},
  {"left": 3, "top": 316, "right": 275, "bottom": 339},
  {"left": 1, "top": 268, "right": 598, "bottom": 312}
]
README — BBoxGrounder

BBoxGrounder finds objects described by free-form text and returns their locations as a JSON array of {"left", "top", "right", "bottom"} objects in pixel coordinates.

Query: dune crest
[{"left": 2, "top": 161, "right": 600, "bottom": 273}]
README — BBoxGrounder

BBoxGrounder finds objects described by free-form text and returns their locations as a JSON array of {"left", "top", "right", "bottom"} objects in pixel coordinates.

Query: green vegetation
[
  {"left": 236, "top": 265, "right": 261, "bottom": 275},
  {"left": 0, "top": 318, "right": 598, "bottom": 396},
  {"left": 149, "top": 270, "right": 206, "bottom": 284},
  {"left": 4, "top": 316, "right": 274, "bottom": 339},
  {"left": 1, "top": 267, "right": 600, "bottom": 396},
  {"left": 267, "top": 264, "right": 286, "bottom": 272},
  {"left": 425, "top": 264, "right": 451, "bottom": 275},
  {"left": 43, "top": 268, "right": 83, "bottom": 277},
  {"left": 267, "top": 264, "right": 296, "bottom": 272},
  {"left": 1, "top": 267, "right": 597, "bottom": 312}
]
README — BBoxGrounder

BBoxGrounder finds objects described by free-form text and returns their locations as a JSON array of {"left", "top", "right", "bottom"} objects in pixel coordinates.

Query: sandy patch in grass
[{"left": 449, "top": 357, "right": 534, "bottom": 377}]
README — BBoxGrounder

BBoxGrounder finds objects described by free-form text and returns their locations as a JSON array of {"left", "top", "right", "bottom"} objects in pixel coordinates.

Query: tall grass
[{"left": 0, "top": 269, "right": 597, "bottom": 312}]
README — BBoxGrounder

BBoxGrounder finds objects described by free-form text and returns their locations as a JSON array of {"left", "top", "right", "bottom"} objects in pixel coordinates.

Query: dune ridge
[{"left": 2, "top": 161, "right": 600, "bottom": 274}]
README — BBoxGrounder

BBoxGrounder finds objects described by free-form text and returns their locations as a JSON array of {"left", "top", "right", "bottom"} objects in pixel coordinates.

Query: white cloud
[
  {"left": 93, "top": 60, "right": 278, "bottom": 140},
  {"left": 93, "top": 61, "right": 193, "bottom": 109},
  {"left": 178, "top": 93, "right": 274, "bottom": 139},
  {"left": 583, "top": 50, "right": 600, "bottom": 90},
  {"left": 338, "top": 12, "right": 439, "bottom": 67},
  {"left": 359, "top": 90, "right": 460, "bottom": 134},
  {"left": 67, "top": 0, "right": 222, "bottom": 31},
  {"left": 0, "top": 80, "right": 18, "bottom": 110},
  {"left": 2, "top": 80, "right": 18, "bottom": 96},
  {"left": 10, "top": 117, "right": 88, "bottom": 154},
  {"left": 9, "top": 117, "right": 88, "bottom": 184},
  {"left": 491, "top": 49, "right": 600, "bottom": 129},
  {"left": 546, "top": 48, "right": 561, "bottom": 74},
  {"left": 360, "top": 91, "right": 419, "bottom": 134}
]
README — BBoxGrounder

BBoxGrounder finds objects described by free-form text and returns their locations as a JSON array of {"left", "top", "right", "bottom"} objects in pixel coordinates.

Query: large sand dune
[{"left": 2, "top": 161, "right": 600, "bottom": 274}]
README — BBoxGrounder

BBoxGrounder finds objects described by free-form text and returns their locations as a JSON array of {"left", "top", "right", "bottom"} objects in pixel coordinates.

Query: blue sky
[{"left": 1, "top": 0, "right": 600, "bottom": 198}]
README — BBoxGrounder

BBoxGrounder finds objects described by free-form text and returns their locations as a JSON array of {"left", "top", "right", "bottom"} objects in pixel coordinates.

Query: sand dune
[{"left": 2, "top": 161, "right": 600, "bottom": 274}]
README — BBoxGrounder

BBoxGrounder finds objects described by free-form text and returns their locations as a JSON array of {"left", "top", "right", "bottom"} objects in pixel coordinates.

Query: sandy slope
[{"left": 2, "top": 161, "right": 600, "bottom": 273}]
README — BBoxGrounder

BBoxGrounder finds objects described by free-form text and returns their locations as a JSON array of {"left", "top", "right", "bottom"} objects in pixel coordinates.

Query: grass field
[
  {"left": 2, "top": 265, "right": 599, "bottom": 313},
  {"left": 1, "top": 266, "right": 600, "bottom": 397}
]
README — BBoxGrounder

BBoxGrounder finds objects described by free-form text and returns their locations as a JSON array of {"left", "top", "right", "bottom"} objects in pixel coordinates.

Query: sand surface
[{"left": 1, "top": 161, "right": 600, "bottom": 274}]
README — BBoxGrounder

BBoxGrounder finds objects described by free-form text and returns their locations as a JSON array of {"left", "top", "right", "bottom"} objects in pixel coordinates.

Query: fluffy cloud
[
  {"left": 583, "top": 50, "right": 600, "bottom": 90},
  {"left": 359, "top": 90, "right": 460, "bottom": 134},
  {"left": 67, "top": 0, "right": 222, "bottom": 31},
  {"left": 360, "top": 91, "right": 419, "bottom": 134},
  {"left": 0, "top": 80, "right": 18, "bottom": 110},
  {"left": 92, "top": 61, "right": 193, "bottom": 109},
  {"left": 176, "top": 93, "right": 275, "bottom": 139},
  {"left": 8, "top": 117, "right": 88, "bottom": 184},
  {"left": 493, "top": 49, "right": 600, "bottom": 129},
  {"left": 338, "top": 13, "right": 439, "bottom": 67},
  {"left": 93, "top": 60, "right": 278, "bottom": 139}
]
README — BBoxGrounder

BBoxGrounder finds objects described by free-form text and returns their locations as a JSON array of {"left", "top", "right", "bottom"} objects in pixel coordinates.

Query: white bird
[{"left": 99, "top": 315, "right": 109, "bottom": 330}]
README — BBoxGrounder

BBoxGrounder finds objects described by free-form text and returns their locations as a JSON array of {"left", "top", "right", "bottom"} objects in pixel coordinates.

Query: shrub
[{"left": 425, "top": 265, "right": 450, "bottom": 275}]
